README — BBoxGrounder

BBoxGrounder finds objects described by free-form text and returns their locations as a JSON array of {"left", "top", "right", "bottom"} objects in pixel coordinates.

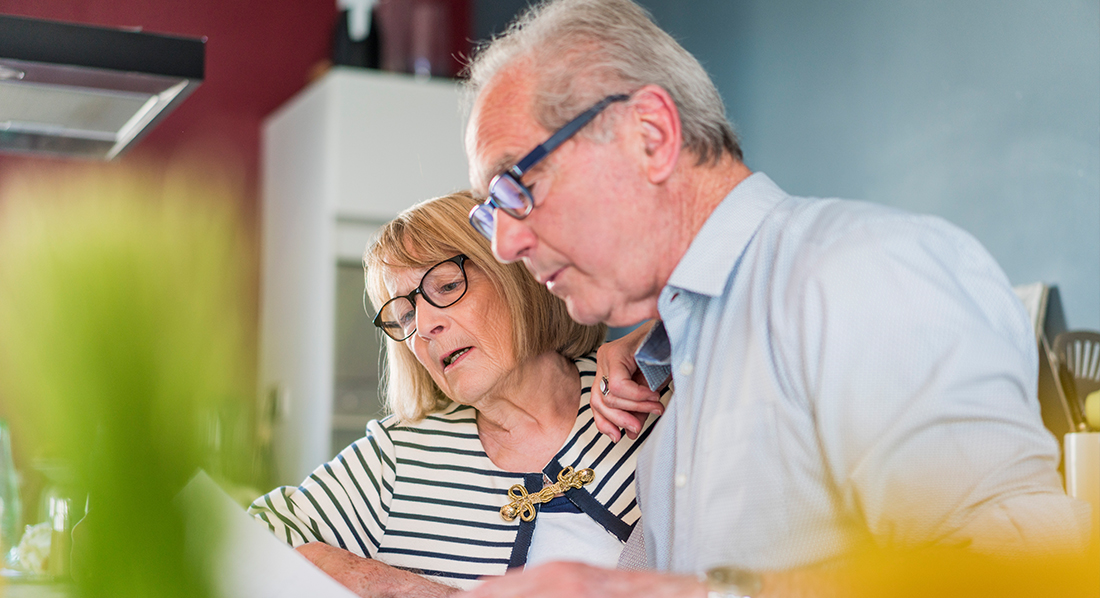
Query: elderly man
[{"left": 459, "top": 0, "right": 1089, "bottom": 596}]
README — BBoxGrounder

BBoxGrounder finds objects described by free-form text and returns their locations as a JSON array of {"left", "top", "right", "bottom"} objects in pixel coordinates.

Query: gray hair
[{"left": 464, "top": 0, "right": 742, "bottom": 164}]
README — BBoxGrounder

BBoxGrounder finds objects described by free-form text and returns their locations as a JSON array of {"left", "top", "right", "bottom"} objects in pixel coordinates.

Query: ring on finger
[{"left": 600, "top": 376, "right": 610, "bottom": 396}]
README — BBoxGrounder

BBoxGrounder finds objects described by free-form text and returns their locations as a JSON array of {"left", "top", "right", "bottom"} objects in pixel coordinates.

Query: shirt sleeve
[
  {"left": 788, "top": 214, "right": 1090, "bottom": 554},
  {"left": 247, "top": 418, "right": 397, "bottom": 557}
]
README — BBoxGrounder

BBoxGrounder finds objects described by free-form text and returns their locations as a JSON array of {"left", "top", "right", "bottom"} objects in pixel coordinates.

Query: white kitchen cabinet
[{"left": 259, "top": 67, "right": 469, "bottom": 484}]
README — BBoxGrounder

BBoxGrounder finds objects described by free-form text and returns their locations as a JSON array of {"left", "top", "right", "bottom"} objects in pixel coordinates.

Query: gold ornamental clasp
[{"left": 499, "top": 466, "right": 595, "bottom": 522}]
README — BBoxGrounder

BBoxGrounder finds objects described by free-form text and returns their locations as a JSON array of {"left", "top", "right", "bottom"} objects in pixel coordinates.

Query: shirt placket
[{"left": 658, "top": 286, "right": 702, "bottom": 571}]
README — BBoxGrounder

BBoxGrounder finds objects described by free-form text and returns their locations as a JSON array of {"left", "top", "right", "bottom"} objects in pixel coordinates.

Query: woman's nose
[{"left": 414, "top": 299, "right": 448, "bottom": 339}]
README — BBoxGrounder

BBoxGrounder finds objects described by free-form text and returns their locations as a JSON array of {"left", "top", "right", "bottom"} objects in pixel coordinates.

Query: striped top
[{"left": 248, "top": 353, "right": 669, "bottom": 589}]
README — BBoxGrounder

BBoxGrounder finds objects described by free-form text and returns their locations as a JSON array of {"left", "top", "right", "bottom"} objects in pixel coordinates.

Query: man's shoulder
[
  {"left": 690, "top": 175, "right": 1004, "bottom": 308},
  {"left": 766, "top": 195, "right": 988, "bottom": 276},
  {"left": 753, "top": 193, "right": 1022, "bottom": 338},
  {"left": 775, "top": 195, "right": 949, "bottom": 247}
]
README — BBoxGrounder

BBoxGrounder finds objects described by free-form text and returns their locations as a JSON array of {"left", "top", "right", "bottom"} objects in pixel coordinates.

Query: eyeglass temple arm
[{"left": 510, "top": 94, "right": 631, "bottom": 177}]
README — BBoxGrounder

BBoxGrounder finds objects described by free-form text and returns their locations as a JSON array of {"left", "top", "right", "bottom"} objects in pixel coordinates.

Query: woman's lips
[{"left": 442, "top": 346, "right": 472, "bottom": 371}]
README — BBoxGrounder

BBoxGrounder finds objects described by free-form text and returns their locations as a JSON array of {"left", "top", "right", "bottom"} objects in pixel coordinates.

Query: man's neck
[
  {"left": 656, "top": 154, "right": 753, "bottom": 290},
  {"left": 600, "top": 153, "right": 752, "bottom": 328}
]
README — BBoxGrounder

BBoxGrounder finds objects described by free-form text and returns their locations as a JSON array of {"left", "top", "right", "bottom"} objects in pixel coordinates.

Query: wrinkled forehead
[
  {"left": 465, "top": 65, "right": 547, "bottom": 194},
  {"left": 380, "top": 263, "right": 425, "bottom": 299},
  {"left": 376, "top": 241, "right": 445, "bottom": 297}
]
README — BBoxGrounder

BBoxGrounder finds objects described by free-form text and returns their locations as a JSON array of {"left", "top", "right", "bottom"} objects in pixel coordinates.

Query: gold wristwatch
[{"left": 701, "top": 566, "right": 762, "bottom": 598}]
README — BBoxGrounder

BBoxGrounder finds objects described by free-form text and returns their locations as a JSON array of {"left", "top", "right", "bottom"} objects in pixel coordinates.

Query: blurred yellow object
[
  {"left": 1086, "top": 389, "right": 1100, "bottom": 431},
  {"left": 846, "top": 545, "right": 1100, "bottom": 598},
  {"left": 755, "top": 542, "right": 1100, "bottom": 598}
]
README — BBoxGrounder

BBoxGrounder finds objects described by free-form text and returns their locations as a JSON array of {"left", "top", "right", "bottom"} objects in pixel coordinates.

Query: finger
[
  {"left": 600, "top": 393, "right": 664, "bottom": 415},
  {"left": 606, "top": 361, "right": 660, "bottom": 402},
  {"left": 590, "top": 393, "right": 623, "bottom": 442},
  {"left": 591, "top": 390, "right": 648, "bottom": 438},
  {"left": 599, "top": 404, "right": 648, "bottom": 438},
  {"left": 590, "top": 368, "right": 623, "bottom": 441},
  {"left": 622, "top": 411, "right": 647, "bottom": 439}
]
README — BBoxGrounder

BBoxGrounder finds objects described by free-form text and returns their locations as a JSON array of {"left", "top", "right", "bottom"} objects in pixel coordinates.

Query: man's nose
[{"left": 491, "top": 208, "right": 535, "bottom": 264}]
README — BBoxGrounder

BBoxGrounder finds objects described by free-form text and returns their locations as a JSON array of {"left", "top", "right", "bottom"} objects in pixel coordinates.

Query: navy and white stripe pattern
[{"left": 248, "top": 353, "right": 669, "bottom": 589}]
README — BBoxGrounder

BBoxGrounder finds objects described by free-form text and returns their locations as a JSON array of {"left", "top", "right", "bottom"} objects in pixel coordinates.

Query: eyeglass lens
[
  {"left": 471, "top": 175, "right": 530, "bottom": 238},
  {"left": 490, "top": 175, "right": 532, "bottom": 214},
  {"left": 469, "top": 205, "right": 496, "bottom": 239},
  {"left": 377, "top": 258, "right": 467, "bottom": 340}
]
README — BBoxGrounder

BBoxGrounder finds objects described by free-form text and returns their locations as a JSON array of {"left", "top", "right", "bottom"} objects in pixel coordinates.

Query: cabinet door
[{"left": 332, "top": 261, "right": 386, "bottom": 456}]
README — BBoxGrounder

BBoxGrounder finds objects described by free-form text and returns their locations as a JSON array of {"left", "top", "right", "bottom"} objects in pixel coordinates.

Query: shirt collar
[{"left": 665, "top": 172, "right": 788, "bottom": 297}]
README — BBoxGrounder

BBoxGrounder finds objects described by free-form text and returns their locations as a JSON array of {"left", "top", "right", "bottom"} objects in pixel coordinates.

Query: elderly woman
[{"left": 249, "top": 192, "right": 669, "bottom": 597}]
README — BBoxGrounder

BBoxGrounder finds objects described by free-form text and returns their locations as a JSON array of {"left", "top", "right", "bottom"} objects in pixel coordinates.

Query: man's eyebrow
[
  {"left": 479, "top": 152, "right": 521, "bottom": 191},
  {"left": 492, "top": 153, "right": 520, "bottom": 178}
]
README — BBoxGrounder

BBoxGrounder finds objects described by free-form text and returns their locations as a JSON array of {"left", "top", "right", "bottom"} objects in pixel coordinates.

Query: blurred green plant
[{"left": 0, "top": 164, "right": 254, "bottom": 598}]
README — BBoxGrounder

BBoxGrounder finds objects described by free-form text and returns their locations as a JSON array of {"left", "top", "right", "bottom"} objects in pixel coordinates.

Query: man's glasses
[
  {"left": 369, "top": 254, "right": 469, "bottom": 341},
  {"left": 468, "top": 94, "right": 631, "bottom": 239}
]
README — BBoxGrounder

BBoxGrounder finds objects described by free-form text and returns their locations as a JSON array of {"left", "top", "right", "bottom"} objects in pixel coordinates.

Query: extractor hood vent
[{"left": 0, "top": 15, "right": 204, "bottom": 160}]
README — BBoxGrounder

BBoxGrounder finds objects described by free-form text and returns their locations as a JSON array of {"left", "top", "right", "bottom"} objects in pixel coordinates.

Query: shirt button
[
  {"left": 675, "top": 474, "right": 688, "bottom": 488},
  {"left": 679, "top": 361, "right": 694, "bottom": 376}
]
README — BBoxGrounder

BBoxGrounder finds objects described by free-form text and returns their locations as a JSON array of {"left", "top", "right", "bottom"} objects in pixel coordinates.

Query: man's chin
[
  {"left": 554, "top": 290, "right": 607, "bottom": 325},
  {"left": 549, "top": 278, "right": 646, "bottom": 327},
  {"left": 561, "top": 296, "right": 643, "bottom": 328},
  {"left": 560, "top": 294, "right": 608, "bottom": 326}
]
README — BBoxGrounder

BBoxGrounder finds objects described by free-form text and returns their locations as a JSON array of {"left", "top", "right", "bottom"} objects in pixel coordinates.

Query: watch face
[{"left": 706, "top": 566, "right": 762, "bottom": 597}]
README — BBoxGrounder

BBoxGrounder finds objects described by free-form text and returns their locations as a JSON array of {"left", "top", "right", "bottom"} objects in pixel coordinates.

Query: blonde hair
[
  {"left": 464, "top": 0, "right": 741, "bottom": 165},
  {"left": 364, "top": 191, "right": 606, "bottom": 422}
]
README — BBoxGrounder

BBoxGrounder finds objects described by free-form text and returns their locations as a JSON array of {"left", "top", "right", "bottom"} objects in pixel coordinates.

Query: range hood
[{"left": 0, "top": 15, "right": 204, "bottom": 160}]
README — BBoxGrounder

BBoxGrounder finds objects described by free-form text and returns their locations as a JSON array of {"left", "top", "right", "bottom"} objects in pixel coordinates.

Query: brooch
[{"left": 499, "top": 466, "right": 595, "bottom": 522}]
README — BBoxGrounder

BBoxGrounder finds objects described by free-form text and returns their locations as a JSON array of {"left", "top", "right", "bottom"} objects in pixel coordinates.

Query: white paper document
[{"left": 178, "top": 471, "right": 359, "bottom": 598}]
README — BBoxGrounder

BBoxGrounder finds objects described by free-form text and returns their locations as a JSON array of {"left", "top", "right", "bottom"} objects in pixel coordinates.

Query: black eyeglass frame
[
  {"left": 368, "top": 254, "right": 470, "bottom": 341},
  {"left": 468, "top": 93, "right": 631, "bottom": 239}
]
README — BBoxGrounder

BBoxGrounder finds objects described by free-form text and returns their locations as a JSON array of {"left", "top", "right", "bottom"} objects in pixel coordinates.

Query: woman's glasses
[{"left": 369, "top": 254, "right": 469, "bottom": 341}]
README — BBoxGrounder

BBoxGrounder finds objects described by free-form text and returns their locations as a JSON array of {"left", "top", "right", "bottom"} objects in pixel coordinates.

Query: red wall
[{"left": 0, "top": 0, "right": 339, "bottom": 219}]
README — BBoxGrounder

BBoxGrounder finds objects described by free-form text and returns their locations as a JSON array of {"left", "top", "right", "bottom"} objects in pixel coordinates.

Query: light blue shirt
[{"left": 633, "top": 173, "right": 1088, "bottom": 573}]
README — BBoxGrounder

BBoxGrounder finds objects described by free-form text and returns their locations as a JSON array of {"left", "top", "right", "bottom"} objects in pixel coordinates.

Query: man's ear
[{"left": 631, "top": 84, "right": 682, "bottom": 185}]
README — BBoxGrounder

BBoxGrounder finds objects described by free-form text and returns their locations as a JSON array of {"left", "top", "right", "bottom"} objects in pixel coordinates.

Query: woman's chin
[
  {"left": 434, "top": 354, "right": 517, "bottom": 409},
  {"left": 436, "top": 374, "right": 477, "bottom": 406}
]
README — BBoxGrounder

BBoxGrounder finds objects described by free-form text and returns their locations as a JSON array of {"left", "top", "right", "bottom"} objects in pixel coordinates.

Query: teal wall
[{"left": 642, "top": 0, "right": 1099, "bottom": 329}]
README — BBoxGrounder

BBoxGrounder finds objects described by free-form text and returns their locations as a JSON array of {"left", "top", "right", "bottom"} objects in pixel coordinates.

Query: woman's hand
[
  {"left": 295, "top": 542, "right": 458, "bottom": 598},
  {"left": 592, "top": 321, "right": 665, "bottom": 442}
]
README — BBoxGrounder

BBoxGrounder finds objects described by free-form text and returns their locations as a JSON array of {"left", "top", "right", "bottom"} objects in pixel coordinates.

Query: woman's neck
[{"left": 474, "top": 351, "right": 581, "bottom": 473}]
